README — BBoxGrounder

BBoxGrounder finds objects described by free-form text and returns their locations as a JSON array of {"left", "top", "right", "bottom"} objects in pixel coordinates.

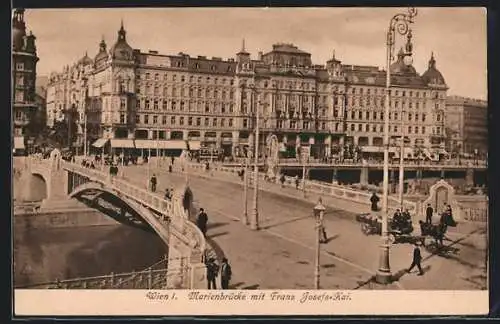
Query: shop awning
[
  {"left": 159, "top": 140, "right": 187, "bottom": 150},
  {"left": 134, "top": 140, "right": 154, "bottom": 149},
  {"left": 14, "top": 137, "right": 25, "bottom": 150},
  {"left": 361, "top": 145, "right": 384, "bottom": 153},
  {"left": 110, "top": 139, "right": 135, "bottom": 149},
  {"left": 135, "top": 140, "right": 187, "bottom": 150},
  {"left": 92, "top": 138, "right": 108, "bottom": 148},
  {"left": 188, "top": 141, "right": 201, "bottom": 150}
]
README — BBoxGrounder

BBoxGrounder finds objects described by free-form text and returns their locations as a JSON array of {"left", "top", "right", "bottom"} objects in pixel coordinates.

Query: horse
[{"left": 419, "top": 221, "right": 447, "bottom": 247}]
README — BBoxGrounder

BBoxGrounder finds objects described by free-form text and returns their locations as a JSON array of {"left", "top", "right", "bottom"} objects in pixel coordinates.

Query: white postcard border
[{"left": 14, "top": 289, "right": 489, "bottom": 316}]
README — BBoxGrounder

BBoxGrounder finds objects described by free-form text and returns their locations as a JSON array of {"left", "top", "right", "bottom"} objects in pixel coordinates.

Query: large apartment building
[
  {"left": 12, "top": 8, "right": 39, "bottom": 154},
  {"left": 445, "top": 96, "right": 488, "bottom": 158},
  {"left": 46, "top": 22, "right": 448, "bottom": 160}
]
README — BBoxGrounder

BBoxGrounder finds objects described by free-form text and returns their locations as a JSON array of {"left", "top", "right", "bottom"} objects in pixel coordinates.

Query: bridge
[
  {"left": 23, "top": 151, "right": 487, "bottom": 290},
  {"left": 27, "top": 150, "right": 212, "bottom": 289}
]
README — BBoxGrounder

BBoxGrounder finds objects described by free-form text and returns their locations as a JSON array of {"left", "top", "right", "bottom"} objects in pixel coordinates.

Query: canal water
[
  {"left": 13, "top": 217, "right": 168, "bottom": 288},
  {"left": 13, "top": 164, "right": 168, "bottom": 288}
]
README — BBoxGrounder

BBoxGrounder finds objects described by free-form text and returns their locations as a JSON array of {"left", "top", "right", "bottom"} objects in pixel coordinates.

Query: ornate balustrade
[
  {"left": 224, "top": 157, "right": 487, "bottom": 168},
  {"left": 461, "top": 207, "right": 488, "bottom": 223},
  {"left": 16, "top": 257, "right": 188, "bottom": 289},
  {"left": 186, "top": 162, "right": 417, "bottom": 213}
]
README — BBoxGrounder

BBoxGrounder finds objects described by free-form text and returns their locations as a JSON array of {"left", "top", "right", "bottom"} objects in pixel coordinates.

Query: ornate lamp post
[
  {"left": 398, "top": 25, "right": 415, "bottom": 210},
  {"left": 313, "top": 198, "right": 326, "bottom": 289},
  {"left": 302, "top": 152, "right": 308, "bottom": 198},
  {"left": 251, "top": 85, "right": 260, "bottom": 231},
  {"left": 243, "top": 153, "right": 250, "bottom": 225},
  {"left": 377, "top": 7, "right": 417, "bottom": 285}
]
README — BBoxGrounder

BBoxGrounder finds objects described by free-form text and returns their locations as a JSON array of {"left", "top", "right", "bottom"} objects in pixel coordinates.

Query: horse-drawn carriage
[
  {"left": 356, "top": 212, "right": 451, "bottom": 246},
  {"left": 356, "top": 213, "right": 423, "bottom": 244}
]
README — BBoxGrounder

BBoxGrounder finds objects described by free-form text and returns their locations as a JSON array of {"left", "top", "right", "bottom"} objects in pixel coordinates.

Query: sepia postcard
[{"left": 12, "top": 6, "right": 489, "bottom": 316}]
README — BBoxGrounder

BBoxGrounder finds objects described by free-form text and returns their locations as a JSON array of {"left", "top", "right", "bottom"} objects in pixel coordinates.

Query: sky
[{"left": 22, "top": 7, "right": 487, "bottom": 100}]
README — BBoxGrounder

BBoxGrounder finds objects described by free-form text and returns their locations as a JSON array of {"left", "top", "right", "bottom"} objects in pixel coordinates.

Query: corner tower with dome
[{"left": 12, "top": 8, "right": 39, "bottom": 154}]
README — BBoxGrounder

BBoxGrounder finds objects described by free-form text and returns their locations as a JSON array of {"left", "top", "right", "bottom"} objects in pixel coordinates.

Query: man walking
[
  {"left": 407, "top": 243, "right": 424, "bottom": 276},
  {"left": 205, "top": 258, "right": 219, "bottom": 289},
  {"left": 425, "top": 204, "right": 433, "bottom": 224},
  {"left": 150, "top": 174, "right": 157, "bottom": 192},
  {"left": 370, "top": 192, "right": 380, "bottom": 212},
  {"left": 220, "top": 257, "right": 232, "bottom": 289},
  {"left": 197, "top": 208, "right": 208, "bottom": 237}
]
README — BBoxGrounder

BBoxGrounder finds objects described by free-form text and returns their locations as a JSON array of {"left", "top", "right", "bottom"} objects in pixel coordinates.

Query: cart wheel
[{"left": 388, "top": 234, "right": 396, "bottom": 244}]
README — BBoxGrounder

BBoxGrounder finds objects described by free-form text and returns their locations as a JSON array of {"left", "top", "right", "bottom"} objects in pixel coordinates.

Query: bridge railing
[
  {"left": 219, "top": 158, "right": 487, "bottom": 169},
  {"left": 17, "top": 266, "right": 186, "bottom": 289},
  {"left": 62, "top": 160, "right": 208, "bottom": 288},
  {"left": 461, "top": 207, "right": 488, "bottom": 223},
  {"left": 186, "top": 162, "right": 417, "bottom": 213}
]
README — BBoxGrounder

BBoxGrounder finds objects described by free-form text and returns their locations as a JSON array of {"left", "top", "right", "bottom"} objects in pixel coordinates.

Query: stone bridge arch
[
  {"left": 14, "top": 171, "right": 48, "bottom": 202},
  {"left": 69, "top": 183, "right": 171, "bottom": 238}
]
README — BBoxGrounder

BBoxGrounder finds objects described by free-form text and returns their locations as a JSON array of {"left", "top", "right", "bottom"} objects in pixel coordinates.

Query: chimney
[{"left": 258, "top": 51, "right": 263, "bottom": 61}]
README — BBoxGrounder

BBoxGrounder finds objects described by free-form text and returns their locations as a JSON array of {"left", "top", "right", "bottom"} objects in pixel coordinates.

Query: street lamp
[
  {"left": 83, "top": 111, "right": 88, "bottom": 157},
  {"left": 398, "top": 111, "right": 406, "bottom": 210},
  {"left": 313, "top": 198, "right": 326, "bottom": 289},
  {"left": 251, "top": 85, "right": 260, "bottom": 231},
  {"left": 377, "top": 7, "right": 417, "bottom": 285},
  {"left": 242, "top": 154, "right": 250, "bottom": 225},
  {"left": 302, "top": 153, "right": 307, "bottom": 198}
]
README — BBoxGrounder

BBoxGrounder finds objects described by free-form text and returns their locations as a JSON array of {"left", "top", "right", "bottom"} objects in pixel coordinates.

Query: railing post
[
  {"left": 148, "top": 267, "right": 153, "bottom": 289},
  {"left": 110, "top": 272, "right": 115, "bottom": 287},
  {"left": 82, "top": 281, "right": 88, "bottom": 289}
]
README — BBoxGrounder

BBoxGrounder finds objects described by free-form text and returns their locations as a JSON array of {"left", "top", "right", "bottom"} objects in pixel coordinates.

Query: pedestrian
[
  {"left": 164, "top": 189, "right": 171, "bottom": 200},
  {"left": 280, "top": 173, "right": 285, "bottom": 188},
  {"left": 171, "top": 156, "right": 175, "bottom": 165},
  {"left": 205, "top": 258, "right": 219, "bottom": 290},
  {"left": 370, "top": 192, "right": 380, "bottom": 212},
  {"left": 446, "top": 204, "right": 457, "bottom": 227},
  {"left": 319, "top": 224, "right": 328, "bottom": 244},
  {"left": 425, "top": 204, "right": 433, "bottom": 224},
  {"left": 197, "top": 208, "right": 208, "bottom": 237},
  {"left": 294, "top": 175, "right": 299, "bottom": 189},
  {"left": 407, "top": 243, "right": 424, "bottom": 276},
  {"left": 150, "top": 174, "right": 157, "bottom": 192},
  {"left": 220, "top": 257, "right": 232, "bottom": 289}
]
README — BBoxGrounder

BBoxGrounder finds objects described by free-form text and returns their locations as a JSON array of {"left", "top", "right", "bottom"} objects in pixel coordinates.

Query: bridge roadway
[{"left": 122, "top": 164, "right": 486, "bottom": 290}]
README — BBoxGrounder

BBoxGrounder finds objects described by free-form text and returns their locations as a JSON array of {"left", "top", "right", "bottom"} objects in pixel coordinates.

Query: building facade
[
  {"left": 445, "top": 95, "right": 487, "bottom": 158},
  {"left": 12, "top": 8, "right": 39, "bottom": 153},
  {"left": 46, "top": 22, "right": 449, "bottom": 160}
]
